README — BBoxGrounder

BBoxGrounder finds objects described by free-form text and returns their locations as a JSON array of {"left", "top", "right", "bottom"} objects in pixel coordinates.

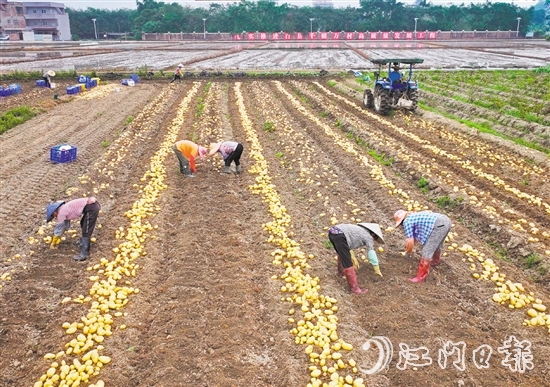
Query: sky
[{"left": 60, "top": 0, "right": 539, "bottom": 10}]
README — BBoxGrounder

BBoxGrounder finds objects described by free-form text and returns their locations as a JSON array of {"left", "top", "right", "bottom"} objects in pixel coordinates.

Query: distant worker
[
  {"left": 43, "top": 70, "right": 55, "bottom": 88},
  {"left": 46, "top": 197, "right": 101, "bottom": 262},
  {"left": 170, "top": 64, "right": 184, "bottom": 83},
  {"left": 208, "top": 141, "right": 244, "bottom": 174},
  {"left": 328, "top": 223, "right": 385, "bottom": 295},
  {"left": 172, "top": 140, "right": 207, "bottom": 177},
  {"left": 394, "top": 210, "right": 452, "bottom": 283}
]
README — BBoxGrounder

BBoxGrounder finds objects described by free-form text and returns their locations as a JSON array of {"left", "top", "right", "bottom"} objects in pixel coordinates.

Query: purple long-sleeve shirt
[{"left": 218, "top": 141, "right": 238, "bottom": 160}]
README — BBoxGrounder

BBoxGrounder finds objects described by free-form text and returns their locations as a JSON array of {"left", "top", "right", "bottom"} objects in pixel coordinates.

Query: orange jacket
[{"left": 175, "top": 140, "right": 199, "bottom": 172}]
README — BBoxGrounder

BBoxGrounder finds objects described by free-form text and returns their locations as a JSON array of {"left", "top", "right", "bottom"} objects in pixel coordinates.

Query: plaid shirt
[{"left": 402, "top": 211, "right": 438, "bottom": 245}]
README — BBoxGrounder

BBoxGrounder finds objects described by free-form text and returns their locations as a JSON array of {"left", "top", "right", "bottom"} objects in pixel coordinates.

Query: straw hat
[
  {"left": 177, "top": 64, "right": 183, "bottom": 68},
  {"left": 47, "top": 70, "right": 56, "bottom": 77},
  {"left": 394, "top": 210, "right": 408, "bottom": 227},
  {"left": 208, "top": 142, "right": 221, "bottom": 156},
  {"left": 358, "top": 223, "right": 385, "bottom": 244}
]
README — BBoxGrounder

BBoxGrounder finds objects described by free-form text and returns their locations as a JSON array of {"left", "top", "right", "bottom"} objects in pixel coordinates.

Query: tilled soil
[{"left": 0, "top": 78, "right": 549, "bottom": 387}]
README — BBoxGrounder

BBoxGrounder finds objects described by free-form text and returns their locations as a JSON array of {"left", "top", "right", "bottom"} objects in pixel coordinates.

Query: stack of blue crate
[
  {"left": 0, "top": 84, "right": 21, "bottom": 96},
  {"left": 78, "top": 75, "right": 94, "bottom": 90}
]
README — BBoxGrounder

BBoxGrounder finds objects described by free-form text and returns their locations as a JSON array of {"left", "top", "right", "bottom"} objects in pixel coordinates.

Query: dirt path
[{"left": 1, "top": 79, "right": 549, "bottom": 387}]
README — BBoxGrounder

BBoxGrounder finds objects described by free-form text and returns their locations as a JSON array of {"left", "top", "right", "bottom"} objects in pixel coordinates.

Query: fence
[{"left": 142, "top": 30, "right": 521, "bottom": 41}]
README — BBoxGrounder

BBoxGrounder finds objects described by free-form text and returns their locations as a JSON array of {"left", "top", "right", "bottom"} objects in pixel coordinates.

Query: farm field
[
  {"left": 1, "top": 41, "right": 550, "bottom": 387},
  {"left": 338, "top": 69, "right": 550, "bottom": 155},
  {"left": 0, "top": 39, "right": 548, "bottom": 72}
]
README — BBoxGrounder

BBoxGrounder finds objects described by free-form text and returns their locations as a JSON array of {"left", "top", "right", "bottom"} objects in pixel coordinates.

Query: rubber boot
[
  {"left": 343, "top": 267, "right": 368, "bottom": 295},
  {"left": 431, "top": 250, "right": 442, "bottom": 267},
  {"left": 220, "top": 166, "right": 231, "bottom": 174},
  {"left": 409, "top": 257, "right": 431, "bottom": 283},
  {"left": 74, "top": 237, "right": 90, "bottom": 262},
  {"left": 236, "top": 165, "right": 242, "bottom": 174},
  {"left": 337, "top": 257, "right": 345, "bottom": 277}
]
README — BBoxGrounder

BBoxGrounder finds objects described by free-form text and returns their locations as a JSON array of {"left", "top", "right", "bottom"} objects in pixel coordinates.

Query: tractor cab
[{"left": 364, "top": 58, "right": 424, "bottom": 115}]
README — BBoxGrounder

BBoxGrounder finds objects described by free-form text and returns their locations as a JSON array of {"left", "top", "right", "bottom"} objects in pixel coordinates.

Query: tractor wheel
[
  {"left": 363, "top": 89, "right": 374, "bottom": 108},
  {"left": 409, "top": 89, "right": 419, "bottom": 111},
  {"left": 373, "top": 86, "right": 391, "bottom": 115}
]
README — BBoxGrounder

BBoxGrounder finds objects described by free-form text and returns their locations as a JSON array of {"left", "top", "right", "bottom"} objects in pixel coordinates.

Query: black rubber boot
[{"left": 74, "top": 237, "right": 90, "bottom": 262}]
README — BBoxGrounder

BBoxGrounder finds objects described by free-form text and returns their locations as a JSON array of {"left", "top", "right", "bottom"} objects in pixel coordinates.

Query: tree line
[{"left": 67, "top": 0, "right": 547, "bottom": 40}]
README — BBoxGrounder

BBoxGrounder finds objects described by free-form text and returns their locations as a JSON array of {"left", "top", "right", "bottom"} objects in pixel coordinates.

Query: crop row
[
  {"left": 311, "top": 80, "right": 549, "bottom": 221},
  {"left": 268, "top": 79, "right": 549, "bottom": 333},
  {"left": 419, "top": 80, "right": 550, "bottom": 127},
  {"left": 31, "top": 84, "right": 201, "bottom": 387},
  {"left": 416, "top": 69, "right": 550, "bottom": 102}
]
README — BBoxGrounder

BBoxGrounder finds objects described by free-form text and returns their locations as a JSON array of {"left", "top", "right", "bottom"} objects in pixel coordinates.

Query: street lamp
[
  {"left": 309, "top": 18, "right": 315, "bottom": 34},
  {"left": 202, "top": 18, "right": 207, "bottom": 40},
  {"left": 516, "top": 17, "right": 521, "bottom": 38},
  {"left": 92, "top": 18, "right": 97, "bottom": 40},
  {"left": 414, "top": 17, "right": 418, "bottom": 38}
]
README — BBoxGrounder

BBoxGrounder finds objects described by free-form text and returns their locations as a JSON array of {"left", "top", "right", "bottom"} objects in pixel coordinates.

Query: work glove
[
  {"left": 405, "top": 237, "right": 415, "bottom": 254},
  {"left": 50, "top": 235, "right": 61, "bottom": 249},
  {"left": 368, "top": 250, "right": 382, "bottom": 277}
]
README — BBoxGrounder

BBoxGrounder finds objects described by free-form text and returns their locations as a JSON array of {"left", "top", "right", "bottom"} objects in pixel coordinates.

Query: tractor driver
[{"left": 389, "top": 63, "right": 402, "bottom": 84}]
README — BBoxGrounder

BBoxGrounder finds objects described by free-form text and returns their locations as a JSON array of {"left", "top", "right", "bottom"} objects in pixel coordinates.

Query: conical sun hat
[
  {"left": 46, "top": 201, "right": 65, "bottom": 222},
  {"left": 358, "top": 223, "right": 385, "bottom": 244},
  {"left": 47, "top": 70, "right": 56, "bottom": 77},
  {"left": 208, "top": 142, "right": 221, "bottom": 156}
]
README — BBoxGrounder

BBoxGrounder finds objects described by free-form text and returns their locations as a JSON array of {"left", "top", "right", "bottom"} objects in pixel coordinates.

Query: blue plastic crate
[
  {"left": 50, "top": 145, "right": 77, "bottom": 163},
  {"left": 66, "top": 85, "right": 80, "bottom": 95},
  {"left": 77, "top": 75, "right": 91, "bottom": 84},
  {"left": 130, "top": 74, "right": 140, "bottom": 83},
  {"left": 9, "top": 84, "right": 21, "bottom": 94},
  {"left": 36, "top": 79, "right": 47, "bottom": 87}
]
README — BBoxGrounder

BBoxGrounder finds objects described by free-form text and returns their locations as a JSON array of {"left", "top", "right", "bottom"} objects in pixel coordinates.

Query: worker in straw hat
[
  {"left": 172, "top": 140, "right": 207, "bottom": 178},
  {"left": 208, "top": 141, "right": 244, "bottom": 174},
  {"left": 46, "top": 197, "right": 101, "bottom": 261},
  {"left": 394, "top": 209, "right": 452, "bottom": 283},
  {"left": 170, "top": 64, "right": 184, "bottom": 83},
  {"left": 327, "top": 222, "right": 385, "bottom": 295},
  {"left": 43, "top": 70, "right": 55, "bottom": 88}
]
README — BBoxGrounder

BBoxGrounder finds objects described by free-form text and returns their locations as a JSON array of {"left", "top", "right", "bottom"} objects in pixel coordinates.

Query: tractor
[{"left": 363, "top": 58, "right": 424, "bottom": 115}]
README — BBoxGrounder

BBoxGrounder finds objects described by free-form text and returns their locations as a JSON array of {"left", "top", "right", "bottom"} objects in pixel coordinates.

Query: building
[
  {"left": 312, "top": 0, "right": 334, "bottom": 7},
  {"left": 0, "top": 0, "right": 26, "bottom": 39},
  {"left": 22, "top": 1, "right": 70, "bottom": 40},
  {"left": 0, "top": 0, "right": 70, "bottom": 41}
]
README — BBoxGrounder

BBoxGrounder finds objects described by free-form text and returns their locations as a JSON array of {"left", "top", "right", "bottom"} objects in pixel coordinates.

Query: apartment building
[
  {"left": 0, "top": 0, "right": 71, "bottom": 41},
  {"left": 0, "top": 0, "right": 26, "bottom": 39}
]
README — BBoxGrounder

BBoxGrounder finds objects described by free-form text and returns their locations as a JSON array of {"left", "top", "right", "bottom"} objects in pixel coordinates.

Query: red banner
[{"left": 233, "top": 31, "right": 437, "bottom": 41}]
